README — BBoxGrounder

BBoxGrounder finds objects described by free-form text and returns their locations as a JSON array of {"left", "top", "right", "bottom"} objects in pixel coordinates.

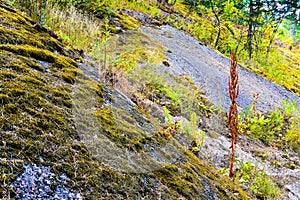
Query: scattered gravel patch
[{"left": 11, "top": 164, "right": 82, "bottom": 200}]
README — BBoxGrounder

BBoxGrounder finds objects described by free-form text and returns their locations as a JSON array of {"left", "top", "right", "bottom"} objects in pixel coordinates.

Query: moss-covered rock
[{"left": 0, "top": 1, "right": 251, "bottom": 199}]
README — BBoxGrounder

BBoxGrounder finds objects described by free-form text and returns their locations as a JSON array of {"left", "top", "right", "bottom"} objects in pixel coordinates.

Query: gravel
[{"left": 11, "top": 164, "right": 82, "bottom": 200}]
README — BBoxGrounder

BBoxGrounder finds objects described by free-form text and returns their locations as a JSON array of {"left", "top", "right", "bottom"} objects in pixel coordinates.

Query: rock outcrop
[{"left": 0, "top": 1, "right": 250, "bottom": 199}]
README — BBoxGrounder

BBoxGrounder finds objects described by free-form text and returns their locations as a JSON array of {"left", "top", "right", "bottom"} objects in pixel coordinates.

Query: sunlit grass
[{"left": 43, "top": 2, "right": 103, "bottom": 54}]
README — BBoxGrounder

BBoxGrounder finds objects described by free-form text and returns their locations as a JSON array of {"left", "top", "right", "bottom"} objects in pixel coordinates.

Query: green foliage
[
  {"left": 190, "top": 112, "right": 198, "bottom": 141},
  {"left": 129, "top": 64, "right": 212, "bottom": 118},
  {"left": 250, "top": 172, "right": 281, "bottom": 198},
  {"left": 233, "top": 160, "right": 281, "bottom": 199},
  {"left": 283, "top": 112, "right": 300, "bottom": 153},
  {"left": 282, "top": 99, "right": 299, "bottom": 116},
  {"left": 239, "top": 99, "right": 300, "bottom": 149},
  {"left": 181, "top": 112, "right": 205, "bottom": 149},
  {"left": 170, "top": 0, "right": 300, "bottom": 97},
  {"left": 43, "top": 2, "right": 103, "bottom": 54},
  {"left": 163, "top": 106, "right": 172, "bottom": 124},
  {"left": 235, "top": 161, "right": 253, "bottom": 184},
  {"left": 199, "top": 129, "right": 205, "bottom": 147},
  {"left": 239, "top": 110, "right": 283, "bottom": 143},
  {"left": 11, "top": 0, "right": 300, "bottom": 99}
]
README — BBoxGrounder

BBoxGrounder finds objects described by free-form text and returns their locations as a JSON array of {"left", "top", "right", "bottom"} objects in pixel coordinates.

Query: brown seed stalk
[{"left": 228, "top": 50, "right": 239, "bottom": 178}]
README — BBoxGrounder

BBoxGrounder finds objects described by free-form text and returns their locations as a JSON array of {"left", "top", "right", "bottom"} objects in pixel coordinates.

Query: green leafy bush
[
  {"left": 239, "top": 99, "right": 300, "bottom": 148},
  {"left": 233, "top": 160, "right": 281, "bottom": 199},
  {"left": 250, "top": 172, "right": 281, "bottom": 198}
]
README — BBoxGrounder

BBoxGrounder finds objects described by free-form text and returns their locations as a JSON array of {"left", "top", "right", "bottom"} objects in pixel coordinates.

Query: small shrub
[
  {"left": 239, "top": 99, "right": 299, "bottom": 147},
  {"left": 250, "top": 172, "right": 281, "bottom": 198},
  {"left": 284, "top": 115, "right": 300, "bottom": 153},
  {"left": 233, "top": 160, "right": 281, "bottom": 199}
]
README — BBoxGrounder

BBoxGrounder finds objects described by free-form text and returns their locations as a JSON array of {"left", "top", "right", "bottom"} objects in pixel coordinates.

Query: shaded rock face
[{"left": 0, "top": 2, "right": 250, "bottom": 199}]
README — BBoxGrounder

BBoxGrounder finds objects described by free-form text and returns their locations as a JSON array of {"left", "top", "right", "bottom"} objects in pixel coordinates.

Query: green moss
[
  {"left": 7, "top": 89, "right": 25, "bottom": 97},
  {"left": 20, "top": 75, "right": 44, "bottom": 85},
  {"left": 61, "top": 72, "right": 75, "bottom": 84},
  {"left": 112, "top": 30, "right": 166, "bottom": 66},
  {"left": 0, "top": 70, "right": 18, "bottom": 79},
  {"left": 0, "top": 94, "right": 10, "bottom": 104},
  {"left": 160, "top": 164, "right": 179, "bottom": 176},
  {"left": 0, "top": 4, "right": 67, "bottom": 54},
  {"left": 168, "top": 179, "right": 196, "bottom": 197},
  {"left": 30, "top": 62, "right": 45, "bottom": 72},
  {"left": 8, "top": 62, "right": 30, "bottom": 72},
  {"left": 116, "top": 13, "right": 140, "bottom": 30},
  {"left": 3, "top": 104, "right": 18, "bottom": 114},
  {"left": 0, "top": 26, "right": 45, "bottom": 48},
  {"left": 0, "top": 44, "right": 76, "bottom": 68},
  {"left": 95, "top": 108, "right": 147, "bottom": 151}
]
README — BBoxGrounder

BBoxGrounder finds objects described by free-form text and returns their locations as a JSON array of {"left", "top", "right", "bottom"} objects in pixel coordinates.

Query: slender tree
[{"left": 247, "top": 0, "right": 254, "bottom": 58}]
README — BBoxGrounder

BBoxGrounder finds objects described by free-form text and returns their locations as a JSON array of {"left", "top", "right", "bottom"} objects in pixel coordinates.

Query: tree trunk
[
  {"left": 290, "top": 8, "right": 296, "bottom": 38},
  {"left": 266, "top": 19, "right": 283, "bottom": 60},
  {"left": 212, "top": 7, "right": 221, "bottom": 48},
  {"left": 235, "top": 29, "right": 243, "bottom": 56},
  {"left": 247, "top": 0, "right": 254, "bottom": 58}
]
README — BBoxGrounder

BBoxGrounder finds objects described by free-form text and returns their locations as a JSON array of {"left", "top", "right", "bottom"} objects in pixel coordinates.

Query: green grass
[{"left": 43, "top": 2, "right": 103, "bottom": 54}]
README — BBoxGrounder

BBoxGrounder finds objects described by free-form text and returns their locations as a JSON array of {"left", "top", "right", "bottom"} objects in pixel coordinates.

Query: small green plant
[
  {"left": 199, "top": 129, "right": 205, "bottom": 147},
  {"left": 282, "top": 99, "right": 298, "bottom": 116},
  {"left": 163, "top": 106, "right": 172, "bottom": 125},
  {"left": 233, "top": 160, "right": 281, "bottom": 199},
  {"left": 235, "top": 160, "right": 253, "bottom": 184},
  {"left": 182, "top": 112, "right": 205, "bottom": 153},
  {"left": 250, "top": 172, "right": 281, "bottom": 198},
  {"left": 284, "top": 119, "right": 300, "bottom": 153},
  {"left": 90, "top": 17, "right": 114, "bottom": 82},
  {"left": 219, "top": 167, "right": 230, "bottom": 175},
  {"left": 190, "top": 112, "right": 198, "bottom": 142}
]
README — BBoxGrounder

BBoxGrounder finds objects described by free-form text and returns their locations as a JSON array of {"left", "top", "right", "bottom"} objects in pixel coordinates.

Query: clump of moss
[
  {"left": 0, "top": 44, "right": 77, "bottom": 68},
  {"left": 116, "top": 13, "right": 141, "bottom": 30},
  {"left": 0, "top": 94, "right": 10, "bottom": 104},
  {"left": 0, "top": 70, "right": 18, "bottom": 79},
  {"left": 0, "top": 3, "right": 69, "bottom": 55}
]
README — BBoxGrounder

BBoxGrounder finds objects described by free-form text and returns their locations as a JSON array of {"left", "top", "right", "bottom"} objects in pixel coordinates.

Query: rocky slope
[
  {"left": 98, "top": 15, "right": 300, "bottom": 198},
  {"left": 0, "top": 1, "right": 250, "bottom": 199},
  {"left": 125, "top": 25, "right": 300, "bottom": 199},
  {"left": 141, "top": 25, "right": 300, "bottom": 112}
]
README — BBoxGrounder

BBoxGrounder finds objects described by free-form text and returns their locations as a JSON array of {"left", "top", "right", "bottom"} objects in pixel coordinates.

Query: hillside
[{"left": 1, "top": 0, "right": 300, "bottom": 199}]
